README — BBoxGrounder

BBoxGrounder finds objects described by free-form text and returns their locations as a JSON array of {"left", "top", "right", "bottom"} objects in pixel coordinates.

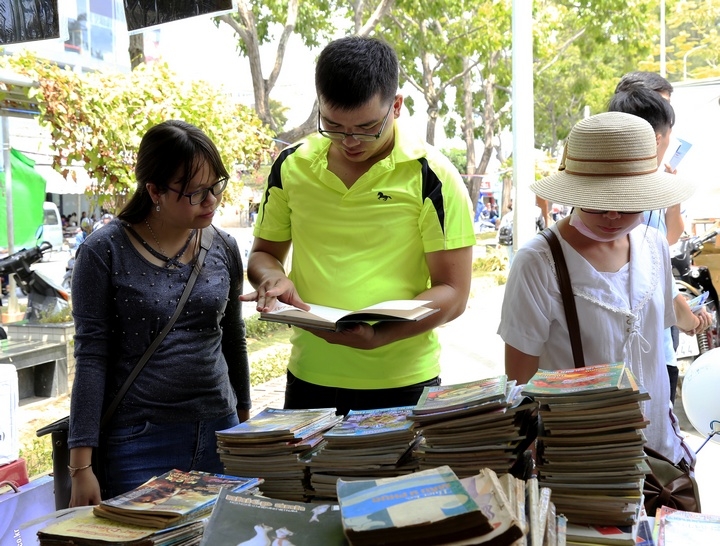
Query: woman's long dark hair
[{"left": 118, "top": 120, "right": 230, "bottom": 224}]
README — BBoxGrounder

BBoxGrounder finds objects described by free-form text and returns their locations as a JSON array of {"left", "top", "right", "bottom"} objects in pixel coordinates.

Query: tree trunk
[
  {"left": 462, "top": 59, "right": 477, "bottom": 199},
  {"left": 276, "top": 101, "right": 318, "bottom": 148},
  {"left": 425, "top": 106, "right": 438, "bottom": 146},
  {"left": 501, "top": 173, "right": 513, "bottom": 216},
  {"left": 467, "top": 53, "right": 500, "bottom": 209}
]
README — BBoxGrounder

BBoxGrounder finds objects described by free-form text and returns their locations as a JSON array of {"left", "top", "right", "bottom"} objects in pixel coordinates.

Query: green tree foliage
[
  {"left": 639, "top": 0, "right": 720, "bottom": 81},
  {"left": 0, "top": 52, "right": 274, "bottom": 209},
  {"left": 533, "top": 0, "right": 656, "bottom": 152},
  {"left": 218, "top": 0, "right": 394, "bottom": 144}
]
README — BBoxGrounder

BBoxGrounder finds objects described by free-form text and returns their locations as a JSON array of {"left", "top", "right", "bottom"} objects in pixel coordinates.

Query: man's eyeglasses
[
  {"left": 317, "top": 103, "right": 393, "bottom": 142},
  {"left": 580, "top": 208, "right": 643, "bottom": 215},
  {"left": 166, "top": 177, "right": 228, "bottom": 206}
]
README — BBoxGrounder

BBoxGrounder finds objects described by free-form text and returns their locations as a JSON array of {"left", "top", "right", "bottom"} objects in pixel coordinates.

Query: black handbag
[
  {"left": 36, "top": 228, "right": 213, "bottom": 509},
  {"left": 540, "top": 228, "right": 701, "bottom": 514}
]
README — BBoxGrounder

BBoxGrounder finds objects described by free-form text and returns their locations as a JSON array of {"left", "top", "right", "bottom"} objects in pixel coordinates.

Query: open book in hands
[{"left": 259, "top": 299, "right": 439, "bottom": 331}]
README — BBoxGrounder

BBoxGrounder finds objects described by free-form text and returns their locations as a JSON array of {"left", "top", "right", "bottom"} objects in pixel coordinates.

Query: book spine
[
  {"left": 536, "top": 487, "right": 551, "bottom": 546},
  {"left": 515, "top": 477, "right": 528, "bottom": 542},
  {"left": 487, "top": 469, "right": 524, "bottom": 530},
  {"left": 528, "top": 477, "right": 541, "bottom": 546},
  {"left": 556, "top": 514, "right": 567, "bottom": 546},
  {"left": 544, "top": 500, "right": 557, "bottom": 546}
]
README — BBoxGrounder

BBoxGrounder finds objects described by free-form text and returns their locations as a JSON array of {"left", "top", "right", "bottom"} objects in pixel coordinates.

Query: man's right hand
[{"left": 240, "top": 276, "right": 310, "bottom": 313}]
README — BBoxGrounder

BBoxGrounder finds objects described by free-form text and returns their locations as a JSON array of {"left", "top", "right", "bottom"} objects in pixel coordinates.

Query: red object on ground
[{"left": 0, "top": 457, "right": 29, "bottom": 487}]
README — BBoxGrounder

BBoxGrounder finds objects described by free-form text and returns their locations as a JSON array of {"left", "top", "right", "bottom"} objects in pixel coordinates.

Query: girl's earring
[{"left": 155, "top": 202, "right": 160, "bottom": 213}]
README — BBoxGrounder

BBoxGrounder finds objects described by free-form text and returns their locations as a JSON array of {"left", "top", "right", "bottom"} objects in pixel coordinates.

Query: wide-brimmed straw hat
[{"left": 531, "top": 111, "right": 695, "bottom": 211}]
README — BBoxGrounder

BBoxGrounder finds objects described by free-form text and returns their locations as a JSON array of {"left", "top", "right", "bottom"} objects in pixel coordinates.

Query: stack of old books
[
  {"left": 192, "top": 466, "right": 569, "bottom": 546},
  {"left": 91, "top": 469, "right": 262, "bottom": 528},
  {"left": 216, "top": 407, "right": 342, "bottom": 501},
  {"left": 522, "top": 362, "right": 650, "bottom": 532},
  {"left": 303, "top": 406, "right": 422, "bottom": 500},
  {"left": 408, "top": 375, "right": 538, "bottom": 478},
  {"left": 37, "top": 469, "right": 262, "bottom": 545},
  {"left": 37, "top": 508, "right": 207, "bottom": 546}
]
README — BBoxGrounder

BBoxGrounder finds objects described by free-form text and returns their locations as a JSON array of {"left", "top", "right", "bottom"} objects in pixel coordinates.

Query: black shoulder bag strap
[
  {"left": 539, "top": 228, "right": 585, "bottom": 369},
  {"left": 100, "top": 227, "right": 215, "bottom": 428}
]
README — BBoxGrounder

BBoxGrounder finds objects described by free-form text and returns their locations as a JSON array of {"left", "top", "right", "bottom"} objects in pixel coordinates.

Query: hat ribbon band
[
  {"left": 562, "top": 167, "right": 660, "bottom": 177},
  {"left": 565, "top": 154, "right": 657, "bottom": 164},
  {"left": 559, "top": 153, "right": 658, "bottom": 175}
]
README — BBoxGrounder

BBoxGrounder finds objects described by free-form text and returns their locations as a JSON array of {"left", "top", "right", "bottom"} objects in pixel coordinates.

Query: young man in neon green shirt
[{"left": 243, "top": 36, "right": 475, "bottom": 414}]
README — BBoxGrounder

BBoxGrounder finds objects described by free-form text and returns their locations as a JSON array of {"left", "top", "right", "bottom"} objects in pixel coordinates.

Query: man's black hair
[
  {"left": 315, "top": 36, "right": 398, "bottom": 110},
  {"left": 614, "top": 71, "right": 674, "bottom": 97},
  {"left": 608, "top": 86, "right": 675, "bottom": 135}
]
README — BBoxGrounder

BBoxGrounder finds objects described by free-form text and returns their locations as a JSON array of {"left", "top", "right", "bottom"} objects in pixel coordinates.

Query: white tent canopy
[{"left": 34, "top": 164, "right": 92, "bottom": 195}]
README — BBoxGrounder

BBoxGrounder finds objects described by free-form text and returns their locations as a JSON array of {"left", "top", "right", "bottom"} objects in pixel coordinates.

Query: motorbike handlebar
[
  {"left": 698, "top": 229, "right": 720, "bottom": 246},
  {"left": 0, "top": 241, "right": 53, "bottom": 275}
]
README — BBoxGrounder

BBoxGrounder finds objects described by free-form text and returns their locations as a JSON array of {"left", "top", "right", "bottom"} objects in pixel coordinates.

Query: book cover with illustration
[
  {"left": 323, "top": 406, "right": 417, "bottom": 441},
  {"left": 93, "top": 469, "right": 262, "bottom": 529},
  {"left": 335, "top": 465, "right": 493, "bottom": 545},
  {"left": 657, "top": 506, "right": 720, "bottom": 545},
  {"left": 412, "top": 375, "right": 509, "bottom": 415},
  {"left": 215, "top": 407, "right": 339, "bottom": 440},
  {"left": 199, "top": 489, "right": 348, "bottom": 546},
  {"left": 522, "top": 363, "right": 627, "bottom": 397},
  {"left": 37, "top": 506, "right": 204, "bottom": 545}
]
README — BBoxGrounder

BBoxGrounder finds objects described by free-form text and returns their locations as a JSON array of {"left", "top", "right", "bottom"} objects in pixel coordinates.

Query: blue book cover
[
  {"left": 324, "top": 406, "right": 416, "bottom": 439},
  {"left": 336, "top": 465, "right": 493, "bottom": 542}
]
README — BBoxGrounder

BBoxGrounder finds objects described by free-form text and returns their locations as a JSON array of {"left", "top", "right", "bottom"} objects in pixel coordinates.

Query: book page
[{"left": 358, "top": 300, "right": 431, "bottom": 312}]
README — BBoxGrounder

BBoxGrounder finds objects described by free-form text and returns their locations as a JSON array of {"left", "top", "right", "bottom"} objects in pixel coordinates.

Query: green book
[{"left": 200, "top": 489, "right": 348, "bottom": 546}]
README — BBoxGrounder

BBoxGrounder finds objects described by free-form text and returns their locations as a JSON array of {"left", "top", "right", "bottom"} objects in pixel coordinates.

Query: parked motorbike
[
  {"left": 62, "top": 248, "right": 76, "bottom": 290},
  {"left": 0, "top": 241, "right": 71, "bottom": 322},
  {"left": 670, "top": 229, "right": 720, "bottom": 357}
]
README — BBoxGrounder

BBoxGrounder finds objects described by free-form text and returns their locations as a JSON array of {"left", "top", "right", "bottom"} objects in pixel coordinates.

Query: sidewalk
[{"left": 249, "top": 374, "right": 286, "bottom": 416}]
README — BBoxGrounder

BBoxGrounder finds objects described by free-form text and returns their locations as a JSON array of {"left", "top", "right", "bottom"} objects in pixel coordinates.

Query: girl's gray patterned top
[{"left": 68, "top": 219, "right": 250, "bottom": 448}]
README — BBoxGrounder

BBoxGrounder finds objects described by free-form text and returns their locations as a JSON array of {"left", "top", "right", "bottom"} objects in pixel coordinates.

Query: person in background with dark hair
[
  {"left": 611, "top": 72, "right": 682, "bottom": 243},
  {"left": 614, "top": 70, "right": 674, "bottom": 101},
  {"left": 608, "top": 80, "right": 689, "bottom": 405},
  {"left": 243, "top": 36, "right": 475, "bottom": 415},
  {"left": 68, "top": 120, "right": 250, "bottom": 505}
]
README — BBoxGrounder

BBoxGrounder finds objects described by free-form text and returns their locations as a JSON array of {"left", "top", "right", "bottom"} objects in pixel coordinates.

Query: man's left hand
[{"left": 303, "top": 322, "right": 379, "bottom": 350}]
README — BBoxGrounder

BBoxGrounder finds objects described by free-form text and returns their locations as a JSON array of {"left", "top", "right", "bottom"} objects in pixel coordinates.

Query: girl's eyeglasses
[{"left": 166, "top": 177, "right": 228, "bottom": 205}]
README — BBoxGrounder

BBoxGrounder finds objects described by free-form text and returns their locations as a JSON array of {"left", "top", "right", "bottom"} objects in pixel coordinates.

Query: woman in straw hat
[{"left": 498, "top": 111, "right": 710, "bottom": 465}]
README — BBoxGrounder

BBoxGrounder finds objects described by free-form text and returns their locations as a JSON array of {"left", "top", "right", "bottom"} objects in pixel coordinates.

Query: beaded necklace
[
  {"left": 144, "top": 218, "right": 166, "bottom": 255},
  {"left": 123, "top": 221, "right": 197, "bottom": 269}
]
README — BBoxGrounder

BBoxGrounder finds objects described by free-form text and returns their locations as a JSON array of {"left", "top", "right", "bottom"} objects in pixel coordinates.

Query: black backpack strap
[{"left": 539, "top": 228, "right": 585, "bottom": 368}]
